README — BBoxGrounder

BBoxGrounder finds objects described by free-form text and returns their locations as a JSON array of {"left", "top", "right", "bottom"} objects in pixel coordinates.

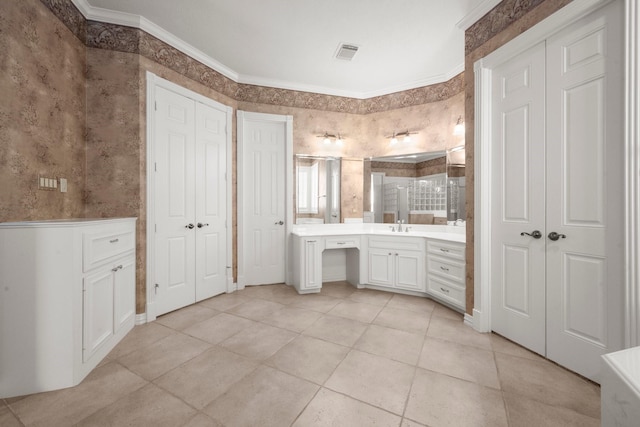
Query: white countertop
[
  {"left": 0, "top": 217, "right": 137, "bottom": 228},
  {"left": 292, "top": 223, "right": 466, "bottom": 243},
  {"left": 603, "top": 346, "right": 640, "bottom": 395}
]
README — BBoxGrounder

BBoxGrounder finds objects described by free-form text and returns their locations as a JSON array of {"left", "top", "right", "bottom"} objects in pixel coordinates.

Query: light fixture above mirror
[
  {"left": 453, "top": 116, "right": 465, "bottom": 136},
  {"left": 317, "top": 132, "right": 344, "bottom": 146},
  {"left": 387, "top": 130, "right": 418, "bottom": 145}
]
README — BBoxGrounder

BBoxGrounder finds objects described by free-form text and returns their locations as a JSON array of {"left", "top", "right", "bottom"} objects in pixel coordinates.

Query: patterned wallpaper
[
  {"left": 37, "top": 0, "right": 464, "bottom": 114},
  {"left": 0, "top": 0, "right": 86, "bottom": 222}
]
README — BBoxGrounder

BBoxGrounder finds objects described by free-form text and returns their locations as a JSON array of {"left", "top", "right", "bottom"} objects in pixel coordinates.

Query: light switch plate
[{"left": 59, "top": 178, "right": 67, "bottom": 193}]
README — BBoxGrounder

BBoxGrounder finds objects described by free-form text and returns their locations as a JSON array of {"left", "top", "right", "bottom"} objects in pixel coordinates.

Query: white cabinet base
[{"left": 0, "top": 218, "right": 136, "bottom": 398}]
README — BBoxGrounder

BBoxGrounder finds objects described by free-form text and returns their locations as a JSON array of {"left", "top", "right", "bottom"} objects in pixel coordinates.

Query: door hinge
[
  {"left": 155, "top": 283, "right": 159, "bottom": 295},
  {"left": 154, "top": 224, "right": 157, "bottom": 233},
  {"left": 155, "top": 101, "right": 157, "bottom": 111},
  {"left": 154, "top": 162, "right": 157, "bottom": 172}
]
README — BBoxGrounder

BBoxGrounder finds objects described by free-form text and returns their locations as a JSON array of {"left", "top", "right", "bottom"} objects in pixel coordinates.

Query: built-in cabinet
[
  {"left": 291, "top": 228, "right": 465, "bottom": 310},
  {"left": 0, "top": 218, "right": 136, "bottom": 398},
  {"left": 426, "top": 239, "right": 466, "bottom": 310},
  {"left": 366, "top": 236, "right": 425, "bottom": 292}
]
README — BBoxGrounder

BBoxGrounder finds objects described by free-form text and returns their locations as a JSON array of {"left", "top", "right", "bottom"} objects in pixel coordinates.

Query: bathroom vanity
[
  {"left": 0, "top": 218, "right": 137, "bottom": 398},
  {"left": 291, "top": 223, "right": 466, "bottom": 311}
]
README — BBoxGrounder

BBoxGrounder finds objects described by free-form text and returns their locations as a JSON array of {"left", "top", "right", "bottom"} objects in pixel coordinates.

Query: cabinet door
[
  {"left": 114, "top": 256, "right": 136, "bottom": 334},
  {"left": 367, "top": 248, "right": 394, "bottom": 287},
  {"left": 303, "top": 239, "right": 323, "bottom": 290},
  {"left": 83, "top": 269, "right": 115, "bottom": 363},
  {"left": 395, "top": 251, "right": 425, "bottom": 291}
]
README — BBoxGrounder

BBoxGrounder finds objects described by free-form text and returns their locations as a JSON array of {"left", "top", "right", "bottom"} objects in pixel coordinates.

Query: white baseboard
[
  {"left": 135, "top": 313, "right": 147, "bottom": 325},
  {"left": 463, "top": 313, "right": 474, "bottom": 329}
]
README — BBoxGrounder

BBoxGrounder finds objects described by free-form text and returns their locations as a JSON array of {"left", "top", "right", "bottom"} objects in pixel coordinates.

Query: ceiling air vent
[{"left": 335, "top": 44, "right": 359, "bottom": 61}]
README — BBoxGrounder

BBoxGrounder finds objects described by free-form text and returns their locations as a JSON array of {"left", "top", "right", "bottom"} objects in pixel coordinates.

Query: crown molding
[
  {"left": 72, "top": 0, "right": 463, "bottom": 99},
  {"left": 71, "top": 0, "right": 239, "bottom": 82},
  {"left": 456, "top": 0, "right": 501, "bottom": 30}
]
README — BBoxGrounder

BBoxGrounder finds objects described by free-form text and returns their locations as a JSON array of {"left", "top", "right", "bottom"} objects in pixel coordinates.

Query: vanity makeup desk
[{"left": 290, "top": 223, "right": 466, "bottom": 311}]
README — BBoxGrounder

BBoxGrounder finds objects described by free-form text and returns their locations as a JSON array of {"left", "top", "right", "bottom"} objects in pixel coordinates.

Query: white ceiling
[{"left": 78, "top": 0, "right": 495, "bottom": 98}]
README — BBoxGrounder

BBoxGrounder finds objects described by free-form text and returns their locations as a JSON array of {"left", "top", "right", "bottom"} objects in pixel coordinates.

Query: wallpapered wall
[
  {"left": 5, "top": 0, "right": 575, "bottom": 316},
  {"left": 0, "top": 1, "right": 86, "bottom": 222}
]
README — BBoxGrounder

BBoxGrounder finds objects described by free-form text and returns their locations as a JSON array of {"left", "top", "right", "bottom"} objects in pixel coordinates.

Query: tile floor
[{"left": 1, "top": 282, "right": 601, "bottom": 427}]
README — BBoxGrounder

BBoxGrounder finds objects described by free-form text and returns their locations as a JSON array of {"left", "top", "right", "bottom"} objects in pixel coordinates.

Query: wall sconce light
[
  {"left": 387, "top": 130, "right": 417, "bottom": 145},
  {"left": 317, "top": 132, "right": 344, "bottom": 146},
  {"left": 453, "top": 116, "right": 465, "bottom": 136}
]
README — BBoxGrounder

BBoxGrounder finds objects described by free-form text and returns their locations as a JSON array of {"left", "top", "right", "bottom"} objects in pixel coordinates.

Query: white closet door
[
  {"left": 194, "top": 101, "right": 227, "bottom": 300},
  {"left": 490, "top": 41, "right": 547, "bottom": 355},
  {"left": 545, "top": 0, "right": 623, "bottom": 381},
  {"left": 155, "top": 86, "right": 197, "bottom": 315},
  {"left": 242, "top": 117, "right": 286, "bottom": 285}
]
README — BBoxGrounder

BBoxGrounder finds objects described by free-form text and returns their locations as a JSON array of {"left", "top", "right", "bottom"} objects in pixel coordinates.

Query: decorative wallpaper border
[
  {"left": 465, "top": 0, "right": 573, "bottom": 54},
  {"left": 40, "top": 0, "right": 464, "bottom": 114}
]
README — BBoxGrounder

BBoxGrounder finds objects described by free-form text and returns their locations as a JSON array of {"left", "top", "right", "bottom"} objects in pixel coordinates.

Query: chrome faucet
[
  {"left": 454, "top": 219, "right": 465, "bottom": 226},
  {"left": 397, "top": 220, "right": 404, "bottom": 232}
]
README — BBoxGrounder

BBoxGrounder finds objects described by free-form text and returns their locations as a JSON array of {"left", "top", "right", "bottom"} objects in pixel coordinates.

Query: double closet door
[
  {"left": 490, "top": 0, "right": 623, "bottom": 382},
  {"left": 154, "top": 85, "right": 229, "bottom": 316}
]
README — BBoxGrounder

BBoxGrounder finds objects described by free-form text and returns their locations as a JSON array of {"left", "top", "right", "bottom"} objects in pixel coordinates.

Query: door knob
[
  {"left": 185, "top": 223, "right": 195, "bottom": 229},
  {"left": 520, "top": 230, "right": 542, "bottom": 239},
  {"left": 548, "top": 231, "right": 566, "bottom": 241},
  {"left": 197, "top": 223, "right": 209, "bottom": 228},
  {"left": 275, "top": 221, "right": 284, "bottom": 225}
]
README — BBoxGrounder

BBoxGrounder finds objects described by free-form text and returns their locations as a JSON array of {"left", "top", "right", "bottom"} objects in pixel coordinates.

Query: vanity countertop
[{"left": 292, "top": 223, "right": 466, "bottom": 243}]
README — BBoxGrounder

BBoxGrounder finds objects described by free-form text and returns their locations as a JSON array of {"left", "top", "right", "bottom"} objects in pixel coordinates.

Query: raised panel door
[{"left": 83, "top": 269, "right": 114, "bottom": 363}]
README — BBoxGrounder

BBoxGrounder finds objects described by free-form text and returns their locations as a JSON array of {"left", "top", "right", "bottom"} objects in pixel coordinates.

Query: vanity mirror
[
  {"left": 363, "top": 147, "right": 465, "bottom": 224},
  {"left": 295, "top": 155, "right": 341, "bottom": 224}
]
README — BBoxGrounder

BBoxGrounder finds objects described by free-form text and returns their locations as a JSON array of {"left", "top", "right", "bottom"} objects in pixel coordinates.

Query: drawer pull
[
  {"left": 440, "top": 248, "right": 450, "bottom": 253},
  {"left": 307, "top": 240, "right": 317, "bottom": 243},
  {"left": 440, "top": 266, "right": 450, "bottom": 272},
  {"left": 110, "top": 238, "right": 119, "bottom": 243},
  {"left": 440, "top": 287, "right": 450, "bottom": 294},
  {"left": 111, "top": 265, "right": 123, "bottom": 272},
  {"left": 337, "top": 242, "right": 346, "bottom": 245}
]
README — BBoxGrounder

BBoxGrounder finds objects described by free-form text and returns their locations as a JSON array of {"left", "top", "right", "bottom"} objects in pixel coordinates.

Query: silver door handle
[
  {"left": 275, "top": 221, "right": 284, "bottom": 225},
  {"left": 548, "top": 231, "right": 566, "bottom": 241},
  {"left": 520, "top": 230, "right": 542, "bottom": 239},
  {"left": 197, "top": 223, "right": 209, "bottom": 228},
  {"left": 185, "top": 223, "right": 195, "bottom": 229}
]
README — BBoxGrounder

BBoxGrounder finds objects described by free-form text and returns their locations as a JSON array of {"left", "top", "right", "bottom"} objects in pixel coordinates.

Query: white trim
[
  {"left": 463, "top": 313, "right": 475, "bottom": 329},
  {"left": 135, "top": 313, "right": 147, "bottom": 325},
  {"left": 145, "top": 72, "right": 233, "bottom": 322},
  {"left": 457, "top": 0, "right": 501, "bottom": 31},
  {"left": 237, "top": 111, "right": 293, "bottom": 289},
  {"left": 71, "top": 0, "right": 462, "bottom": 99},
  {"left": 71, "top": 0, "right": 238, "bottom": 82},
  {"left": 473, "top": 0, "right": 640, "bottom": 349},
  {"left": 624, "top": 0, "right": 640, "bottom": 347}
]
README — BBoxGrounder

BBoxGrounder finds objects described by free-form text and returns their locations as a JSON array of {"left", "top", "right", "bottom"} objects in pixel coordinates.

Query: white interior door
[
  {"left": 490, "top": 0, "right": 623, "bottom": 382},
  {"left": 490, "top": 41, "right": 547, "bottom": 356},
  {"left": 239, "top": 113, "right": 287, "bottom": 286},
  {"left": 153, "top": 82, "right": 229, "bottom": 316},
  {"left": 194, "top": 102, "right": 228, "bottom": 300},
  {"left": 545, "top": 0, "right": 623, "bottom": 380},
  {"left": 154, "top": 86, "right": 197, "bottom": 315}
]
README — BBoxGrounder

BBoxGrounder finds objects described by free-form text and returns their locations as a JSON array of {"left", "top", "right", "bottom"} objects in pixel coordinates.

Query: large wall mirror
[
  {"left": 295, "top": 155, "right": 341, "bottom": 224},
  {"left": 363, "top": 147, "right": 465, "bottom": 224}
]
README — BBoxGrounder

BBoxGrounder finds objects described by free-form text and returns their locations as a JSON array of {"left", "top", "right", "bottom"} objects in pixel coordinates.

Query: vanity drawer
[
  {"left": 83, "top": 228, "right": 135, "bottom": 272},
  {"left": 368, "top": 235, "right": 424, "bottom": 251},
  {"left": 427, "top": 255, "right": 465, "bottom": 282},
  {"left": 427, "top": 274, "right": 465, "bottom": 309},
  {"left": 427, "top": 240, "right": 465, "bottom": 261},
  {"left": 325, "top": 236, "right": 360, "bottom": 249}
]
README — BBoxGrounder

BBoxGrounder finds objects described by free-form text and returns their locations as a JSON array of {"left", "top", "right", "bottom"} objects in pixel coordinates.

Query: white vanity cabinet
[
  {"left": 0, "top": 218, "right": 137, "bottom": 398},
  {"left": 426, "top": 239, "right": 466, "bottom": 310},
  {"left": 366, "top": 235, "right": 425, "bottom": 292},
  {"left": 292, "top": 235, "right": 323, "bottom": 293}
]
